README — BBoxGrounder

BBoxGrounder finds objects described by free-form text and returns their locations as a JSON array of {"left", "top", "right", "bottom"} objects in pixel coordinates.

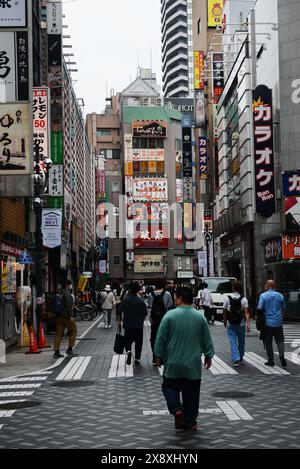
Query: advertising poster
[
  {"left": 285, "top": 197, "right": 300, "bottom": 231},
  {"left": 283, "top": 171, "right": 300, "bottom": 197},
  {"left": 0, "top": 103, "right": 31, "bottom": 174},
  {"left": 199, "top": 137, "right": 208, "bottom": 179},
  {"left": 133, "top": 178, "right": 168, "bottom": 202},
  {"left": 42, "top": 209, "right": 62, "bottom": 249},
  {"left": 195, "top": 90, "right": 206, "bottom": 128},
  {"left": 282, "top": 235, "right": 300, "bottom": 260},
  {"left": 33, "top": 87, "right": 49, "bottom": 164},
  {"left": 194, "top": 51, "right": 205, "bottom": 90},
  {"left": 134, "top": 255, "right": 164, "bottom": 274}
]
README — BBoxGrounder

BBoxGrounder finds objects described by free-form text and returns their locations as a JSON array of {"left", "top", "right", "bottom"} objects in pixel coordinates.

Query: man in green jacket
[{"left": 155, "top": 286, "right": 214, "bottom": 431}]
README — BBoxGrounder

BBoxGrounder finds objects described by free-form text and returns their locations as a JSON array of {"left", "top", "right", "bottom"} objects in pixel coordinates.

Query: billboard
[
  {"left": 33, "top": 87, "right": 49, "bottom": 165},
  {"left": 253, "top": 85, "right": 276, "bottom": 218},
  {"left": 282, "top": 235, "right": 300, "bottom": 260},
  {"left": 283, "top": 171, "right": 300, "bottom": 197},
  {"left": 0, "top": 103, "right": 31, "bottom": 174},
  {"left": 207, "top": 0, "right": 224, "bottom": 28},
  {"left": 134, "top": 223, "right": 169, "bottom": 249},
  {"left": 131, "top": 149, "right": 164, "bottom": 161},
  {"left": 134, "top": 255, "right": 164, "bottom": 273},
  {"left": 194, "top": 51, "right": 205, "bottom": 90},
  {"left": 212, "top": 53, "right": 224, "bottom": 104},
  {"left": 0, "top": 0, "right": 27, "bottom": 28},
  {"left": 132, "top": 178, "right": 168, "bottom": 202},
  {"left": 132, "top": 120, "right": 167, "bottom": 138}
]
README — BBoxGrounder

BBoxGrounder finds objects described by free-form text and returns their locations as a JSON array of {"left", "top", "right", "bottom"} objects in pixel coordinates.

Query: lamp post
[{"left": 204, "top": 224, "right": 213, "bottom": 278}]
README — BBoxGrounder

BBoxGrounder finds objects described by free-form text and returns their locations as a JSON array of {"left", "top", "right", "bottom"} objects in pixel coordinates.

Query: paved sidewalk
[{"left": 0, "top": 317, "right": 101, "bottom": 379}]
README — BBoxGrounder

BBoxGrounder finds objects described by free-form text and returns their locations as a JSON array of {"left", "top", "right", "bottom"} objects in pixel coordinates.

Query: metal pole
[
  {"left": 34, "top": 142, "right": 44, "bottom": 335},
  {"left": 20, "top": 265, "right": 24, "bottom": 348}
]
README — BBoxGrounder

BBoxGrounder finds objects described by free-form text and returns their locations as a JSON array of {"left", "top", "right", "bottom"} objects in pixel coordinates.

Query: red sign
[
  {"left": 0, "top": 243, "right": 23, "bottom": 257},
  {"left": 282, "top": 235, "right": 300, "bottom": 260},
  {"left": 134, "top": 222, "right": 169, "bottom": 248}
]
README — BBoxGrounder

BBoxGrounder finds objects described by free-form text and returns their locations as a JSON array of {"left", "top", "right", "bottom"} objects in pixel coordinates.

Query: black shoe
[
  {"left": 53, "top": 352, "right": 64, "bottom": 358},
  {"left": 265, "top": 361, "right": 275, "bottom": 367},
  {"left": 126, "top": 352, "right": 132, "bottom": 365},
  {"left": 280, "top": 356, "right": 287, "bottom": 368},
  {"left": 134, "top": 359, "right": 140, "bottom": 366},
  {"left": 66, "top": 350, "right": 78, "bottom": 357}
]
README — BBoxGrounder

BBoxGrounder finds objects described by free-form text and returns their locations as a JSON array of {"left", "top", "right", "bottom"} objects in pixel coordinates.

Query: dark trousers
[
  {"left": 162, "top": 377, "right": 201, "bottom": 427},
  {"left": 265, "top": 326, "right": 285, "bottom": 362},
  {"left": 150, "top": 323, "right": 159, "bottom": 363},
  {"left": 124, "top": 328, "right": 143, "bottom": 360},
  {"left": 54, "top": 317, "right": 77, "bottom": 352}
]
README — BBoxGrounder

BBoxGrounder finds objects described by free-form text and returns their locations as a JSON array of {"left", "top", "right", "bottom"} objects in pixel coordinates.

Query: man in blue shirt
[{"left": 257, "top": 280, "right": 287, "bottom": 367}]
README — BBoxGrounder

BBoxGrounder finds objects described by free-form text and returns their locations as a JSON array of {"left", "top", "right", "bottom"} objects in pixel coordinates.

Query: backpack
[
  {"left": 228, "top": 296, "right": 244, "bottom": 325},
  {"left": 54, "top": 293, "right": 65, "bottom": 316},
  {"left": 151, "top": 291, "right": 167, "bottom": 326}
]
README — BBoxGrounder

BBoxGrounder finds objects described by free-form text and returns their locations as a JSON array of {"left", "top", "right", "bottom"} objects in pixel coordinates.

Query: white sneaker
[
  {"left": 104, "top": 325, "right": 108, "bottom": 329},
  {"left": 108, "top": 325, "right": 112, "bottom": 329}
]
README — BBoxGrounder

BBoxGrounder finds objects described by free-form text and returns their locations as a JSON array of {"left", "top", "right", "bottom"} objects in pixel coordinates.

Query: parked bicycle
[{"left": 74, "top": 302, "right": 99, "bottom": 321}]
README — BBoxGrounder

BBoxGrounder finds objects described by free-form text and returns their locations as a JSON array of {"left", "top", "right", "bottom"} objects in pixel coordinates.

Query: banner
[
  {"left": 42, "top": 209, "right": 62, "bottom": 249},
  {"left": 33, "top": 87, "right": 49, "bottom": 167},
  {"left": 199, "top": 137, "right": 208, "bottom": 179},
  {"left": 0, "top": 0, "right": 27, "bottom": 28},
  {"left": 194, "top": 51, "right": 205, "bottom": 90},
  {"left": 49, "top": 165, "right": 63, "bottom": 196},
  {"left": 132, "top": 120, "right": 167, "bottom": 138},
  {"left": 134, "top": 255, "right": 164, "bottom": 273},
  {"left": 212, "top": 53, "right": 224, "bottom": 104},
  {"left": 47, "top": 1, "right": 63, "bottom": 35},
  {"left": 0, "top": 103, "right": 31, "bottom": 174},
  {"left": 253, "top": 85, "right": 276, "bottom": 218},
  {"left": 207, "top": 0, "right": 224, "bottom": 28},
  {"left": 283, "top": 171, "right": 300, "bottom": 197},
  {"left": 195, "top": 90, "right": 206, "bottom": 127}
]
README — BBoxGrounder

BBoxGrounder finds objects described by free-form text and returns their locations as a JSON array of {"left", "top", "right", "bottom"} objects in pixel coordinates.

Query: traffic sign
[{"left": 18, "top": 250, "right": 33, "bottom": 265}]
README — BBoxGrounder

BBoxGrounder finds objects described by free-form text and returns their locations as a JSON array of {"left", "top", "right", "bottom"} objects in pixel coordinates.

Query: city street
[{"left": 0, "top": 318, "right": 300, "bottom": 450}]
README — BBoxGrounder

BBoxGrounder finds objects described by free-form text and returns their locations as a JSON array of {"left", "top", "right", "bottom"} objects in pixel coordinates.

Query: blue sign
[
  {"left": 18, "top": 250, "right": 33, "bottom": 265},
  {"left": 283, "top": 171, "right": 300, "bottom": 197}
]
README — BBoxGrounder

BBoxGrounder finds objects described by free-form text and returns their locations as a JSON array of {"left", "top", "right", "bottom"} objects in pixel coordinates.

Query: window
[
  {"left": 112, "top": 149, "right": 120, "bottom": 159},
  {"left": 114, "top": 256, "right": 120, "bottom": 265},
  {"left": 112, "top": 182, "right": 120, "bottom": 193},
  {"left": 97, "top": 129, "right": 111, "bottom": 137}
]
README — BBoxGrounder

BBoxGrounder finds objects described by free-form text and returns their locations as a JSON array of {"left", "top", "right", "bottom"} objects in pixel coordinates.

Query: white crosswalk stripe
[
  {"left": 244, "top": 352, "right": 290, "bottom": 375},
  {"left": 0, "top": 376, "right": 48, "bottom": 383},
  {"left": 108, "top": 354, "right": 134, "bottom": 378},
  {"left": 203, "top": 356, "right": 238, "bottom": 375},
  {"left": 0, "top": 410, "right": 16, "bottom": 418},
  {"left": 283, "top": 325, "right": 300, "bottom": 344},
  {"left": 0, "top": 384, "right": 42, "bottom": 390},
  {"left": 55, "top": 356, "right": 92, "bottom": 381},
  {"left": 216, "top": 401, "right": 254, "bottom": 421},
  {"left": 276, "top": 351, "right": 300, "bottom": 365},
  {"left": 0, "top": 391, "right": 35, "bottom": 397}
]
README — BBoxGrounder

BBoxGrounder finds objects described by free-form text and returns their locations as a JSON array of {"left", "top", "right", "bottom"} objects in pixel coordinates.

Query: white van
[{"left": 198, "top": 277, "right": 237, "bottom": 319}]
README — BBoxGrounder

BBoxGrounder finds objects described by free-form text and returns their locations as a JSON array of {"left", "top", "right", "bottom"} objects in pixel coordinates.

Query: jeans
[
  {"left": 124, "top": 328, "right": 143, "bottom": 360},
  {"left": 162, "top": 377, "right": 201, "bottom": 427},
  {"left": 54, "top": 317, "right": 77, "bottom": 352},
  {"left": 265, "top": 326, "right": 285, "bottom": 362},
  {"left": 227, "top": 325, "right": 246, "bottom": 362},
  {"left": 103, "top": 309, "right": 112, "bottom": 326}
]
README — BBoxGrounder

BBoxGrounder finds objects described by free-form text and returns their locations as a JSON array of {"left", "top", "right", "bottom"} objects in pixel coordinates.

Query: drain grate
[
  {"left": 212, "top": 391, "right": 254, "bottom": 398},
  {"left": 0, "top": 401, "right": 42, "bottom": 410},
  {"left": 52, "top": 380, "right": 95, "bottom": 388}
]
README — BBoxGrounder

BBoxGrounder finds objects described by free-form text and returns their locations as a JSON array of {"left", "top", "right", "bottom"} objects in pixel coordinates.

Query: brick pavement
[{"left": 0, "top": 317, "right": 300, "bottom": 449}]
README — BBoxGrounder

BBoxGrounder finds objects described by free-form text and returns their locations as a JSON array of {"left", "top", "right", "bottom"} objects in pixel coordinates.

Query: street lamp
[{"left": 204, "top": 224, "right": 213, "bottom": 278}]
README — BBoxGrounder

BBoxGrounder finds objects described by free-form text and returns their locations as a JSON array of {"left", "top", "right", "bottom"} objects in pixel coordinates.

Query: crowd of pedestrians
[{"left": 52, "top": 276, "right": 287, "bottom": 430}]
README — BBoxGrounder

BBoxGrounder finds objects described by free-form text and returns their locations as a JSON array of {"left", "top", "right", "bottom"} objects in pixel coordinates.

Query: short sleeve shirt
[{"left": 223, "top": 293, "right": 249, "bottom": 326}]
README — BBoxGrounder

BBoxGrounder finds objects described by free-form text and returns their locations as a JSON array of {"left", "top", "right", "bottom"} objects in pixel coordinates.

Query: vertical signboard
[
  {"left": 195, "top": 91, "right": 205, "bottom": 128},
  {"left": 33, "top": 87, "right": 49, "bottom": 169},
  {"left": 194, "top": 51, "right": 205, "bottom": 91},
  {"left": 207, "top": 0, "right": 224, "bottom": 28},
  {"left": 212, "top": 53, "right": 224, "bottom": 104},
  {"left": 199, "top": 137, "right": 208, "bottom": 179},
  {"left": 48, "top": 0, "right": 64, "bottom": 211},
  {"left": 253, "top": 85, "right": 276, "bottom": 218}
]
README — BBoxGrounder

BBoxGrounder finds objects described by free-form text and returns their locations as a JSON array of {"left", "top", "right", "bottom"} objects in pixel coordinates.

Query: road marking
[
  {"left": 77, "top": 317, "right": 102, "bottom": 341},
  {"left": 143, "top": 408, "right": 222, "bottom": 416},
  {"left": 203, "top": 356, "right": 238, "bottom": 375},
  {"left": 0, "top": 376, "right": 48, "bottom": 383},
  {"left": 216, "top": 400, "right": 253, "bottom": 421},
  {"left": 226, "top": 400, "right": 254, "bottom": 420},
  {"left": 0, "top": 425, "right": 3, "bottom": 430},
  {"left": 245, "top": 352, "right": 290, "bottom": 375},
  {"left": 0, "top": 384, "right": 42, "bottom": 390},
  {"left": 0, "top": 391, "right": 35, "bottom": 397},
  {"left": 0, "top": 400, "right": 26, "bottom": 405},
  {"left": 56, "top": 357, "right": 92, "bottom": 381},
  {"left": 0, "top": 410, "right": 16, "bottom": 418},
  {"left": 108, "top": 354, "right": 134, "bottom": 378},
  {"left": 276, "top": 351, "right": 300, "bottom": 365}
]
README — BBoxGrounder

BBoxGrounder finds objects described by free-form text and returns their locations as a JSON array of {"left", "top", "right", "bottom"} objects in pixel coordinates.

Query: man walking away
[
  {"left": 101, "top": 285, "right": 116, "bottom": 329},
  {"left": 155, "top": 287, "right": 214, "bottom": 431},
  {"left": 223, "top": 281, "right": 250, "bottom": 367},
  {"left": 257, "top": 280, "right": 287, "bottom": 367},
  {"left": 202, "top": 283, "right": 215, "bottom": 324},
  {"left": 117, "top": 282, "right": 148, "bottom": 366},
  {"left": 54, "top": 280, "right": 78, "bottom": 358},
  {"left": 149, "top": 279, "right": 173, "bottom": 365}
]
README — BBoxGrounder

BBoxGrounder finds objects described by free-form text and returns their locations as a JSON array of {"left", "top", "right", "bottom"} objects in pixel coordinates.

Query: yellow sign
[
  {"left": 207, "top": 0, "right": 224, "bottom": 28},
  {"left": 77, "top": 276, "right": 88, "bottom": 292},
  {"left": 194, "top": 51, "right": 205, "bottom": 90}
]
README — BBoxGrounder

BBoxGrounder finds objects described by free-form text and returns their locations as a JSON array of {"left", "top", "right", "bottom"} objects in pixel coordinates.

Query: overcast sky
[{"left": 63, "top": 0, "right": 162, "bottom": 115}]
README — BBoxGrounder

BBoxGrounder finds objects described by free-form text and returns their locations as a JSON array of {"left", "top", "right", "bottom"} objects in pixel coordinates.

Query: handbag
[{"left": 114, "top": 326, "right": 125, "bottom": 355}]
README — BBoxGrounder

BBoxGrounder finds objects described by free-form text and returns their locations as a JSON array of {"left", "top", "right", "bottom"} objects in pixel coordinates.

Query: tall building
[{"left": 161, "top": 0, "right": 194, "bottom": 97}]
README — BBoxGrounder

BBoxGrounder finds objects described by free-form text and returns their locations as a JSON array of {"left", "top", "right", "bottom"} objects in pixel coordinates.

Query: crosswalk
[
  {"left": 283, "top": 325, "right": 300, "bottom": 345},
  {"left": 107, "top": 350, "right": 300, "bottom": 378},
  {"left": 55, "top": 356, "right": 91, "bottom": 381}
]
